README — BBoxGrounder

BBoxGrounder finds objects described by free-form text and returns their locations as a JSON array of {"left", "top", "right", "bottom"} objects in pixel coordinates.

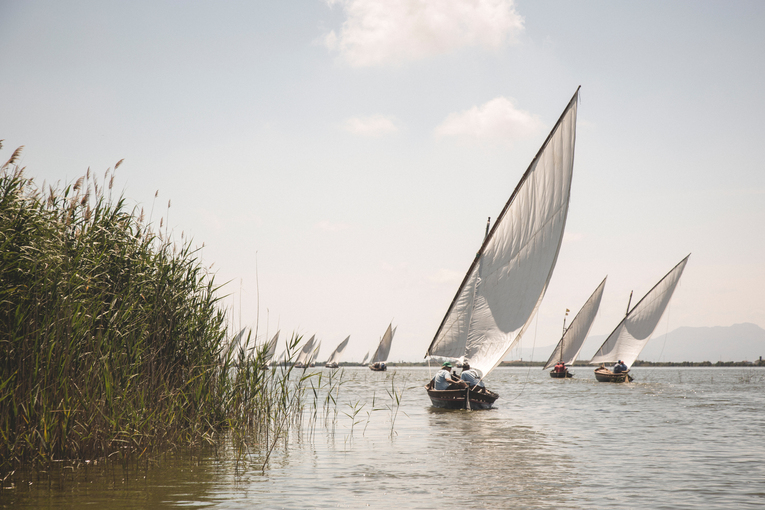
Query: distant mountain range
[{"left": 513, "top": 323, "right": 765, "bottom": 363}]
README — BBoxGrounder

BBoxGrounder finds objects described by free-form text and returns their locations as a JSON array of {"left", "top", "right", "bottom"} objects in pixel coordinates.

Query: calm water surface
[{"left": 4, "top": 367, "right": 765, "bottom": 509}]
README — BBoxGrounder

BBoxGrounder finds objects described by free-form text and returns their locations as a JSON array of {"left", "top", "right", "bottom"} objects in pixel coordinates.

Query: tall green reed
[
  {"left": 0, "top": 145, "right": 308, "bottom": 474},
  {"left": 0, "top": 143, "right": 404, "bottom": 477}
]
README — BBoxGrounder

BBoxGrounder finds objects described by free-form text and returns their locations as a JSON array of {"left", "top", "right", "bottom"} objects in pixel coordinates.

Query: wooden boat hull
[
  {"left": 369, "top": 363, "right": 386, "bottom": 371},
  {"left": 594, "top": 368, "right": 633, "bottom": 383},
  {"left": 325, "top": 362, "right": 339, "bottom": 369},
  {"left": 550, "top": 369, "right": 573, "bottom": 378},
  {"left": 425, "top": 386, "right": 499, "bottom": 410}
]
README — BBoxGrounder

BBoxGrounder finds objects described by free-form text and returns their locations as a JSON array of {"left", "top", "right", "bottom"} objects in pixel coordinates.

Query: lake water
[{"left": 4, "top": 367, "right": 765, "bottom": 509}]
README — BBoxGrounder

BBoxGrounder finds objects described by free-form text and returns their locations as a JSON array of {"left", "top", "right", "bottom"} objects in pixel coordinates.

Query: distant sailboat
[
  {"left": 263, "top": 330, "right": 280, "bottom": 368},
  {"left": 544, "top": 277, "right": 607, "bottom": 378},
  {"left": 361, "top": 351, "right": 369, "bottom": 366},
  {"left": 308, "top": 339, "right": 321, "bottom": 367},
  {"left": 590, "top": 255, "right": 690, "bottom": 382},
  {"left": 369, "top": 323, "right": 396, "bottom": 371},
  {"left": 425, "top": 88, "right": 580, "bottom": 409},
  {"left": 325, "top": 336, "right": 350, "bottom": 368},
  {"left": 294, "top": 335, "right": 316, "bottom": 369}
]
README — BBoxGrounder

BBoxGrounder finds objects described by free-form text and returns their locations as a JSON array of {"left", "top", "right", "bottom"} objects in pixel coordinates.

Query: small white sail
[
  {"left": 295, "top": 335, "right": 316, "bottom": 365},
  {"left": 426, "top": 88, "right": 580, "bottom": 379},
  {"left": 371, "top": 323, "right": 396, "bottom": 364},
  {"left": 222, "top": 327, "right": 247, "bottom": 359},
  {"left": 308, "top": 340, "right": 322, "bottom": 365},
  {"left": 543, "top": 277, "right": 607, "bottom": 370},
  {"left": 361, "top": 351, "right": 370, "bottom": 365},
  {"left": 326, "top": 336, "right": 351, "bottom": 365},
  {"left": 590, "top": 255, "right": 690, "bottom": 368},
  {"left": 264, "top": 330, "right": 280, "bottom": 362}
]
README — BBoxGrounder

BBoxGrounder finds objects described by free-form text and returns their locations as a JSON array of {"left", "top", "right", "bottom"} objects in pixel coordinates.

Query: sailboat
[
  {"left": 263, "top": 330, "right": 280, "bottom": 369},
  {"left": 544, "top": 277, "right": 607, "bottom": 378},
  {"left": 360, "top": 351, "right": 369, "bottom": 366},
  {"left": 294, "top": 335, "right": 316, "bottom": 369},
  {"left": 424, "top": 88, "right": 580, "bottom": 409},
  {"left": 590, "top": 255, "right": 690, "bottom": 382},
  {"left": 308, "top": 339, "right": 321, "bottom": 367},
  {"left": 369, "top": 323, "right": 396, "bottom": 371},
  {"left": 325, "top": 336, "right": 350, "bottom": 368}
]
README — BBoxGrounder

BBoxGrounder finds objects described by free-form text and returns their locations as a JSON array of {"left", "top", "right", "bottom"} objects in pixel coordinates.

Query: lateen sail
[
  {"left": 543, "top": 277, "right": 607, "bottom": 370},
  {"left": 264, "top": 330, "right": 280, "bottom": 364},
  {"left": 308, "top": 340, "right": 321, "bottom": 365},
  {"left": 589, "top": 255, "right": 690, "bottom": 368},
  {"left": 426, "top": 88, "right": 580, "bottom": 379},
  {"left": 326, "top": 336, "right": 350, "bottom": 365},
  {"left": 371, "top": 324, "right": 396, "bottom": 364},
  {"left": 295, "top": 335, "right": 316, "bottom": 365},
  {"left": 361, "top": 351, "right": 369, "bottom": 365}
]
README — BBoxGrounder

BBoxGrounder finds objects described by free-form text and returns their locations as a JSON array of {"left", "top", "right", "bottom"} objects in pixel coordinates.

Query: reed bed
[
  {"left": 0, "top": 144, "right": 309, "bottom": 475},
  {"left": 0, "top": 143, "right": 405, "bottom": 479}
]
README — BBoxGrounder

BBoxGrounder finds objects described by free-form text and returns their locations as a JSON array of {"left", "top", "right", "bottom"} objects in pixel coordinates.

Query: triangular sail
[
  {"left": 264, "top": 330, "right": 280, "bottom": 362},
  {"left": 361, "top": 351, "right": 369, "bottom": 365},
  {"left": 590, "top": 255, "right": 690, "bottom": 368},
  {"left": 326, "top": 336, "right": 350, "bottom": 365},
  {"left": 371, "top": 323, "right": 396, "bottom": 363},
  {"left": 295, "top": 335, "right": 316, "bottom": 365},
  {"left": 309, "top": 340, "right": 321, "bottom": 365},
  {"left": 543, "top": 277, "right": 607, "bottom": 370},
  {"left": 425, "top": 88, "right": 580, "bottom": 379}
]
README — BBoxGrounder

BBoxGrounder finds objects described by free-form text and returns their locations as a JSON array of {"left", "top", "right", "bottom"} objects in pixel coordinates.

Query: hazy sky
[{"left": 1, "top": 0, "right": 763, "bottom": 362}]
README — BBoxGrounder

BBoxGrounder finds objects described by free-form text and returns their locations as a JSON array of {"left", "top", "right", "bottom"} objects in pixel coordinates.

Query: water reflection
[
  {"left": 426, "top": 407, "right": 580, "bottom": 508},
  {"left": 3, "top": 367, "right": 765, "bottom": 509}
]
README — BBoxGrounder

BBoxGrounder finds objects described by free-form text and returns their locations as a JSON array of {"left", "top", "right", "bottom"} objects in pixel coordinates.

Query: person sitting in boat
[
  {"left": 434, "top": 361, "right": 468, "bottom": 390},
  {"left": 460, "top": 361, "right": 485, "bottom": 389},
  {"left": 612, "top": 360, "right": 628, "bottom": 373},
  {"left": 553, "top": 362, "right": 567, "bottom": 373}
]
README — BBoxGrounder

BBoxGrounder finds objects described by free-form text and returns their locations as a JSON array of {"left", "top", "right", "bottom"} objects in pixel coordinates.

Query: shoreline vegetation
[{"left": 0, "top": 144, "right": 326, "bottom": 477}]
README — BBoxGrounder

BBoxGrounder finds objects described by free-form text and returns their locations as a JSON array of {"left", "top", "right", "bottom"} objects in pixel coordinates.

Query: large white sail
[
  {"left": 543, "top": 277, "right": 607, "bottom": 370},
  {"left": 371, "top": 324, "right": 396, "bottom": 363},
  {"left": 326, "top": 336, "right": 350, "bottom": 365},
  {"left": 590, "top": 255, "right": 690, "bottom": 368},
  {"left": 295, "top": 335, "right": 316, "bottom": 365},
  {"left": 426, "top": 89, "right": 580, "bottom": 379}
]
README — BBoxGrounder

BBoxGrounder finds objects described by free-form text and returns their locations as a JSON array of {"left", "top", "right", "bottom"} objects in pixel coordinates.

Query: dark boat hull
[
  {"left": 594, "top": 368, "right": 633, "bottom": 382},
  {"left": 425, "top": 386, "right": 499, "bottom": 410},
  {"left": 369, "top": 363, "right": 387, "bottom": 371},
  {"left": 550, "top": 369, "right": 573, "bottom": 378}
]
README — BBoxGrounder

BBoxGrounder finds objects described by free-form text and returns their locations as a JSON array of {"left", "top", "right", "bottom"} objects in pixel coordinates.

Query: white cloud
[
  {"left": 342, "top": 115, "right": 398, "bottom": 136},
  {"left": 324, "top": 0, "right": 524, "bottom": 67},
  {"left": 316, "top": 220, "right": 350, "bottom": 232},
  {"left": 434, "top": 97, "right": 544, "bottom": 142}
]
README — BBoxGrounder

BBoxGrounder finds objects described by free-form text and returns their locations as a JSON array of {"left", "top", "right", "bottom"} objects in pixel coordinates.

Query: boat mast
[
  {"left": 625, "top": 290, "right": 633, "bottom": 316},
  {"left": 559, "top": 309, "right": 569, "bottom": 364}
]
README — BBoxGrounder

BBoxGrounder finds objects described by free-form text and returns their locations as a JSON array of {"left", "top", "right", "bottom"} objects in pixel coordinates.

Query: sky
[{"left": 1, "top": 0, "right": 764, "bottom": 363}]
